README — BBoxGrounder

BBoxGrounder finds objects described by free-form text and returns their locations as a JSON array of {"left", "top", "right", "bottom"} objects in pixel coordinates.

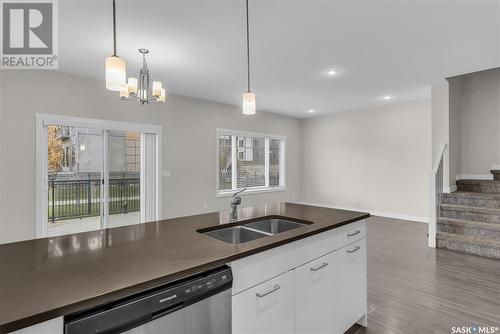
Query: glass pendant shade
[
  {"left": 105, "top": 56, "right": 126, "bottom": 91},
  {"left": 127, "top": 77, "right": 138, "bottom": 94},
  {"left": 120, "top": 89, "right": 129, "bottom": 98},
  {"left": 157, "top": 88, "right": 166, "bottom": 103},
  {"left": 152, "top": 81, "right": 162, "bottom": 97},
  {"left": 242, "top": 92, "right": 256, "bottom": 115}
]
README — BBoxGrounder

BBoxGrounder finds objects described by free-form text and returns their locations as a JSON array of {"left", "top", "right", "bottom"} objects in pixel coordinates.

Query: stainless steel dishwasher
[{"left": 64, "top": 266, "right": 232, "bottom": 334}]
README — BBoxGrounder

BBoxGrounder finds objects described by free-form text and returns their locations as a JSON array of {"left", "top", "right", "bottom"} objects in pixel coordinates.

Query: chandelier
[
  {"left": 119, "top": 49, "right": 166, "bottom": 104},
  {"left": 104, "top": 0, "right": 166, "bottom": 104}
]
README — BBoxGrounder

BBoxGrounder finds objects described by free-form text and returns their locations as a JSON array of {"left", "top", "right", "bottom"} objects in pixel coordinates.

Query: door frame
[{"left": 35, "top": 113, "right": 162, "bottom": 238}]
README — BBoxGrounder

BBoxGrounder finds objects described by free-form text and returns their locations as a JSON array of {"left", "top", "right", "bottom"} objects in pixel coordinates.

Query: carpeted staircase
[{"left": 437, "top": 176, "right": 500, "bottom": 259}]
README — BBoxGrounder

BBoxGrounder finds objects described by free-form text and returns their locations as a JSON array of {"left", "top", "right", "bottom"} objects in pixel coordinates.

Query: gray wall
[
  {"left": 448, "top": 78, "right": 461, "bottom": 187},
  {"left": 0, "top": 70, "right": 301, "bottom": 243},
  {"left": 448, "top": 68, "right": 500, "bottom": 178},
  {"left": 0, "top": 71, "right": 3, "bottom": 242},
  {"left": 431, "top": 81, "right": 450, "bottom": 190},
  {"left": 300, "top": 100, "right": 431, "bottom": 221}
]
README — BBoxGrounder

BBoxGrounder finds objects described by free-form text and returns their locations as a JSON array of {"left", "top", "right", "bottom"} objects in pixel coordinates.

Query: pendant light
[
  {"left": 242, "top": 0, "right": 256, "bottom": 115},
  {"left": 105, "top": 0, "right": 126, "bottom": 91}
]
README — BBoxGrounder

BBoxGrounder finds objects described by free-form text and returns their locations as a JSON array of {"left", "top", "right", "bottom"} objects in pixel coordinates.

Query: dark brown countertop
[{"left": 0, "top": 202, "right": 369, "bottom": 333}]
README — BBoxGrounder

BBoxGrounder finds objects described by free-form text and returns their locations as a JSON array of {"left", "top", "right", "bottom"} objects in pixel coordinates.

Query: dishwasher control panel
[{"left": 151, "top": 267, "right": 232, "bottom": 311}]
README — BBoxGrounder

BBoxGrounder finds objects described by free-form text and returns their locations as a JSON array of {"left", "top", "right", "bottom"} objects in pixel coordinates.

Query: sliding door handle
[{"left": 256, "top": 284, "right": 281, "bottom": 298}]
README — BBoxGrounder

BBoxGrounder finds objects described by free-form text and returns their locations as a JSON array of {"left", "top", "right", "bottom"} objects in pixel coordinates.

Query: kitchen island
[{"left": 0, "top": 202, "right": 369, "bottom": 333}]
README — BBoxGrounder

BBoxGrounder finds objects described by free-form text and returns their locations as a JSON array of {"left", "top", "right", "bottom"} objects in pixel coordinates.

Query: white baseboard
[
  {"left": 295, "top": 202, "right": 429, "bottom": 224},
  {"left": 444, "top": 185, "right": 457, "bottom": 193},
  {"left": 456, "top": 174, "right": 493, "bottom": 180}
]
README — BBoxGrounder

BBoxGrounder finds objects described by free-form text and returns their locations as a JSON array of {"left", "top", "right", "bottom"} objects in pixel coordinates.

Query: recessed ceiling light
[
  {"left": 382, "top": 95, "right": 392, "bottom": 100},
  {"left": 308, "top": 109, "right": 315, "bottom": 113},
  {"left": 327, "top": 69, "right": 338, "bottom": 76}
]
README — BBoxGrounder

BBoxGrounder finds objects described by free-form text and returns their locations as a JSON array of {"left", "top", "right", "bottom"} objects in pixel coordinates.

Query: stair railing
[{"left": 429, "top": 143, "right": 447, "bottom": 248}]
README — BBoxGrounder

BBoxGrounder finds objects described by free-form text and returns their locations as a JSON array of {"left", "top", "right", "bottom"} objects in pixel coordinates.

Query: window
[{"left": 217, "top": 129, "right": 285, "bottom": 195}]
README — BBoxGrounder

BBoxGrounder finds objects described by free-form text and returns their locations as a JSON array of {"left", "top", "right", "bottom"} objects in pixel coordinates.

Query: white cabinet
[
  {"left": 10, "top": 317, "right": 63, "bottom": 334},
  {"left": 232, "top": 270, "right": 294, "bottom": 334},
  {"left": 337, "top": 238, "right": 367, "bottom": 334},
  {"left": 231, "top": 220, "right": 367, "bottom": 334},
  {"left": 295, "top": 252, "right": 337, "bottom": 334}
]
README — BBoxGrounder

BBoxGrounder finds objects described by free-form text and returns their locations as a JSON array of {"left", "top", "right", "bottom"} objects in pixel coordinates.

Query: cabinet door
[
  {"left": 232, "top": 270, "right": 294, "bottom": 334},
  {"left": 295, "top": 251, "right": 337, "bottom": 334},
  {"left": 11, "top": 317, "right": 63, "bottom": 334},
  {"left": 337, "top": 238, "right": 367, "bottom": 334}
]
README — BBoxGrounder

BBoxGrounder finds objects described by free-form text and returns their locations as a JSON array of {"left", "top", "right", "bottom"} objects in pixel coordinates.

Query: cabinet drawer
[
  {"left": 336, "top": 220, "right": 366, "bottom": 249},
  {"left": 230, "top": 228, "right": 337, "bottom": 294},
  {"left": 232, "top": 270, "right": 294, "bottom": 334}
]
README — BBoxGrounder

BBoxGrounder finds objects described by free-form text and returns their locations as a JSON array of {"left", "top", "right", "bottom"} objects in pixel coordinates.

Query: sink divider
[{"left": 240, "top": 226, "right": 274, "bottom": 236}]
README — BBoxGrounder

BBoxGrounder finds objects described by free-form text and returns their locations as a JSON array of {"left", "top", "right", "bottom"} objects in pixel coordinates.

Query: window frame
[{"left": 216, "top": 128, "right": 286, "bottom": 197}]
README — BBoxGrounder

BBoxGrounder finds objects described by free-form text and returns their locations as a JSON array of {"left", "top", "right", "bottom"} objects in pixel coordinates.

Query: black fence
[{"left": 48, "top": 178, "right": 140, "bottom": 223}]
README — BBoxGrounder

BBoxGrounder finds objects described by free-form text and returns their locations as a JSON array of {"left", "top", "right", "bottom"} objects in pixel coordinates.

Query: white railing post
[
  {"left": 429, "top": 144, "right": 447, "bottom": 248},
  {"left": 428, "top": 174, "right": 437, "bottom": 248}
]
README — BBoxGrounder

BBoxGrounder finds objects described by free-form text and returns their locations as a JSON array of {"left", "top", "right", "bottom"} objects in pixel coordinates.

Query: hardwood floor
[{"left": 353, "top": 216, "right": 500, "bottom": 334}]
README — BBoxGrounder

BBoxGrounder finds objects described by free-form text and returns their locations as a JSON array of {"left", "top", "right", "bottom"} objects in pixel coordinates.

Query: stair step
[
  {"left": 456, "top": 179, "right": 500, "bottom": 193},
  {"left": 436, "top": 232, "right": 500, "bottom": 259},
  {"left": 440, "top": 204, "right": 500, "bottom": 224},
  {"left": 438, "top": 218, "right": 500, "bottom": 240},
  {"left": 443, "top": 191, "right": 500, "bottom": 208}
]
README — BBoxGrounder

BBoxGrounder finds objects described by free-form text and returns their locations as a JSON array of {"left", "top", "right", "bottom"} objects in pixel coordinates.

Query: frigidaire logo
[
  {"left": 159, "top": 294, "right": 177, "bottom": 304},
  {"left": 1, "top": 0, "right": 58, "bottom": 69}
]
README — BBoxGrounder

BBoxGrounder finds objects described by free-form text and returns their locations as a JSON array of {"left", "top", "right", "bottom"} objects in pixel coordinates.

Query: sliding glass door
[
  {"left": 47, "top": 125, "right": 104, "bottom": 236},
  {"left": 107, "top": 130, "right": 141, "bottom": 228},
  {"left": 38, "top": 115, "right": 160, "bottom": 238}
]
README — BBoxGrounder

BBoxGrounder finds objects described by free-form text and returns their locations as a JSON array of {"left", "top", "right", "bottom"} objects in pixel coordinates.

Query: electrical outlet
[{"left": 162, "top": 170, "right": 171, "bottom": 177}]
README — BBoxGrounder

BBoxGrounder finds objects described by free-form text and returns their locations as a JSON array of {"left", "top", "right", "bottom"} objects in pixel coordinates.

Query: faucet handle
[
  {"left": 231, "top": 187, "right": 246, "bottom": 205},
  {"left": 232, "top": 187, "right": 247, "bottom": 198}
]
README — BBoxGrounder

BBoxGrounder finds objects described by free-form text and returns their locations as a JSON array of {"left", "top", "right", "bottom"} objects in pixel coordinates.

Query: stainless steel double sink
[{"left": 201, "top": 218, "right": 309, "bottom": 244}]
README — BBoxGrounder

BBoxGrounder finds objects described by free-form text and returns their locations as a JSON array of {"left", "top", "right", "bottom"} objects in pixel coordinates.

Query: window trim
[{"left": 216, "top": 128, "right": 286, "bottom": 197}]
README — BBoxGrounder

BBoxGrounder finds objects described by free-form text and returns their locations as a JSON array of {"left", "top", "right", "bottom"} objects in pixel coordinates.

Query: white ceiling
[{"left": 59, "top": 0, "right": 500, "bottom": 118}]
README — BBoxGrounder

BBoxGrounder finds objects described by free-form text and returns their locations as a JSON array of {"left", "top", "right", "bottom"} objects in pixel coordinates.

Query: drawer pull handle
[
  {"left": 347, "top": 246, "right": 361, "bottom": 253},
  {"left": 256, "top": 284, "right": 281, "bottom": 298},
  {"left": 310, "top": 262, "right": 329, "bottom": 272},
  {"left": 347, "top": 230, "right": 361, "bottom": 237}
]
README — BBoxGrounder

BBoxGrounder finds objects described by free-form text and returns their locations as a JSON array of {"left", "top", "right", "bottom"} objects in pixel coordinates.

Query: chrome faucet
[{"left": 229, "top": 188, "right": 246, "bottom": 222}]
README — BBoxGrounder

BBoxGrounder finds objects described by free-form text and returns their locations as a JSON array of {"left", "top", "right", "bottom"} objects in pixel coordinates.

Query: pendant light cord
[
  {"left": 112, "top": 0, "right": 117, "bottom": 56},
  {"left": 246, "top": 0, "right": 251, "bottom": 92}
]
